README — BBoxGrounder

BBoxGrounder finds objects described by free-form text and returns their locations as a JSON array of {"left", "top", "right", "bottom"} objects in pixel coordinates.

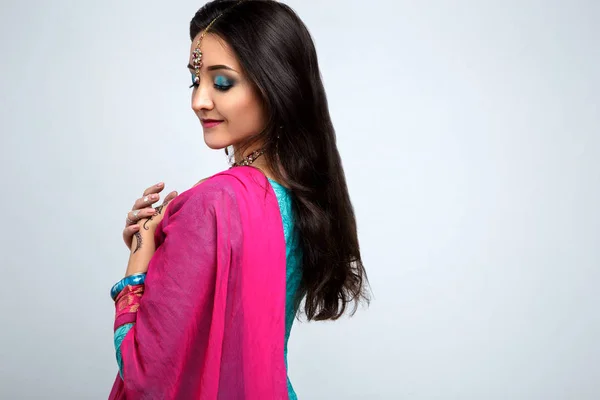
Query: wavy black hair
[{"left": 190, "top": 0, "right": 369, "bottom": 320}]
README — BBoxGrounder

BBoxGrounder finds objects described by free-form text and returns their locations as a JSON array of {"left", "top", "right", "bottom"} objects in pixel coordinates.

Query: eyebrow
[{"left": 187, "top": 63, "right": 238, "bottom": 73}]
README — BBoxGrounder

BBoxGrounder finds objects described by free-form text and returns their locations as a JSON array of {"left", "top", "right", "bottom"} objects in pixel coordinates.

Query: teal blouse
[{"left": 268, "top": 178, "right": 303, "bottom": 400}]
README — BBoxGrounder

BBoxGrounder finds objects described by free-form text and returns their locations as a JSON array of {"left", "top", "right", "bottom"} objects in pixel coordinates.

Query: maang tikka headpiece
[{"left": 191, "top": 0, "right": 245, "bottom": 84}]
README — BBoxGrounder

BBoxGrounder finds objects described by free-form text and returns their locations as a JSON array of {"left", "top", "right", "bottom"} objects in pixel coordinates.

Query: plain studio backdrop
[{"left": 1, "top": 0, "right": 598, "bottom": 399}]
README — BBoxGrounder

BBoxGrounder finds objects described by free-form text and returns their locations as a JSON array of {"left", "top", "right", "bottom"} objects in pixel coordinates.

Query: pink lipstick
[{"left": 201, "top": 118, "right": 224, "bottom": 128}]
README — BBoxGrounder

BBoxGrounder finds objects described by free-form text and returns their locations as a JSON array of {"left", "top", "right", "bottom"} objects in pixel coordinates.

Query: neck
[
  {"left": 231, "top": 144, "right": 275, "bottom": 180},
  {"left": 232, "top": 142, "right": 263, "bottom": 163}
]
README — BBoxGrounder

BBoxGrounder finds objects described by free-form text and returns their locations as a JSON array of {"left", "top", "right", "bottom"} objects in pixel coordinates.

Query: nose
[{"left": 191, "top": 80, "right": 214, "bottom": 113}]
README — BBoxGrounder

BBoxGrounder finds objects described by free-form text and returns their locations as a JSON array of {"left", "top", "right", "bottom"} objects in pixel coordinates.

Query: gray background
[{"left": 1, "top": 0, "right": 598, "bottom": 399}]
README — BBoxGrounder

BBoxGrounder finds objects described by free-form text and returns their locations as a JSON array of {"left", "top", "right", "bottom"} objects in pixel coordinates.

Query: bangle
[{"left": 110, "top": 272, "right": 146, "bottom": 301}]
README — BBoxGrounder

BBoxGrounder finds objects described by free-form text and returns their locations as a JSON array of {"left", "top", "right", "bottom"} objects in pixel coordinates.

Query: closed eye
[
  {"left": 214, "top": 75, "right": 234, "bottom": 91},
  {"left": 189, "top": 75, "right": 235, "bottom": 92}
]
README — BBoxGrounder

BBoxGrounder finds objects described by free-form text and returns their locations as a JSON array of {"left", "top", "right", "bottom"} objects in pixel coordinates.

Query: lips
[{"left": 201, "top": 119, "right": 224, "bottom": 128}]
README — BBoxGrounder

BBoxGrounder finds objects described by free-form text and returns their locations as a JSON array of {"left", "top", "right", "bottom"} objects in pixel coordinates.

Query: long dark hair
[{"left": 190, "top": 0, "right": 369, "bottom": 321}]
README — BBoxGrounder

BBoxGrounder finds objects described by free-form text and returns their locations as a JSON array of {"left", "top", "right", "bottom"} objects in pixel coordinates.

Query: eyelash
[
  {"left": 188, "top": 83, "right": 232, "bottom": 92},
  {"left": 189, "top": 76, "right": 233, "bottom": 92}
]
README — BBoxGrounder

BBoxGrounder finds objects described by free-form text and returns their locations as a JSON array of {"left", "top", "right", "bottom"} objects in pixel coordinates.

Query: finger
[
  {"left": 125, "top": 207, "right": 158, "bottom": 227},
  {"left": 164, "top": 190, "right": 178, "bottom": 203},
  {"left": 160, "top": 192, "right": 178, "bottom": 211},
  {"left": 132, "top": 193, "right": 161, "bottom": 211},
  {"left": 123, "top": 224, "right": 140, "bottom": 248},
  {"left": 142, "top": 182, "right": 165, "bottom": 197}
]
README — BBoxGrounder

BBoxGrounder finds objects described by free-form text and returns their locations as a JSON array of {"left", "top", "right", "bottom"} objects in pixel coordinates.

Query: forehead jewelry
[{"left": 191, "top": 0, "right": 245, "bottom": 84}]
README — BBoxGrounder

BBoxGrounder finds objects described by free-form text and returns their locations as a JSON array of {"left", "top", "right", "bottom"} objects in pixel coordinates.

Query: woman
[{"left": 109, "top": 1, "right": 369, "bottom": 398}]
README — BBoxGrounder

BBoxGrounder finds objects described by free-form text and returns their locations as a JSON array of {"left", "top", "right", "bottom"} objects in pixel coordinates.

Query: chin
[
  {"left": 202, "top": 132, "right": 231, "bottom": 150},
  {"left": 203, "top": 140, "right": 227, "bottom": 150}
]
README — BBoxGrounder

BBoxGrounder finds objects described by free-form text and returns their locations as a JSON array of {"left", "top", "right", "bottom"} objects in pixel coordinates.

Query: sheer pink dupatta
[{"left": 109, "top": 167, "right": 289, "bottom": 399}]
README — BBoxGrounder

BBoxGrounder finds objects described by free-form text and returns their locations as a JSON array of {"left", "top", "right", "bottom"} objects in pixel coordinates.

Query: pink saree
[{"left": 109, "top": 166, "right": 289, "bottom": 399}]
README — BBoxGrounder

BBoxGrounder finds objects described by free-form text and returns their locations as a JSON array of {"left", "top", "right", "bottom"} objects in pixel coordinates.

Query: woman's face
[{"left": 188, "top": 33, "right": 266, "bottom": 150}]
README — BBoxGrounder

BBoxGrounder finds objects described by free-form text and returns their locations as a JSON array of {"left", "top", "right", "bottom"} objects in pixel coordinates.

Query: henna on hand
[
  {"left": 143, "top": 200, "right": 169, "bottom": 230},
  {"left": 132, "top": 232, "right": 143, "bottom": 254}
]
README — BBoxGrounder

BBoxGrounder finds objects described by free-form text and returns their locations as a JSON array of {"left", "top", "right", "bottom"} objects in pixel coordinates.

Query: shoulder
[
  {"left": 159, "top": 167, "right": 282, "bottom": 243},
  {"left": 192, "top": 177, "right": 209, "bottom": 188},
  {"left": 171, "top": 167, "right": 272, "bottom": 214}
]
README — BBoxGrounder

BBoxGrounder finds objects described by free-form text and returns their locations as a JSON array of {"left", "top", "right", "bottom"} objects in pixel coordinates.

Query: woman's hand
[
  {"left": 123, "top": 183, "right": 177, "bottom": 277},
  {"left": 123, "top": 182, "right": 178, "bottom": 248}
]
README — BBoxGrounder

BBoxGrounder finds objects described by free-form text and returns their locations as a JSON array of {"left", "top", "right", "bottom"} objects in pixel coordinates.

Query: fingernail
[{"left": 156, "top": 182, "right": 163, "bottom": 187}]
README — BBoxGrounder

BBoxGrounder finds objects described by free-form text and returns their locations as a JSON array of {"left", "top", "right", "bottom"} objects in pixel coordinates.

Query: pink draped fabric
[{"left": 109, "top": 166, "right": 289, "bottom": 399}]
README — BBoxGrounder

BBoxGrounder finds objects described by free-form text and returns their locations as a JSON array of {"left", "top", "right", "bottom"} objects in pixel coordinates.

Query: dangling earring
[{"left": 225, "top": 145, "right": 235, "bottom": 166}]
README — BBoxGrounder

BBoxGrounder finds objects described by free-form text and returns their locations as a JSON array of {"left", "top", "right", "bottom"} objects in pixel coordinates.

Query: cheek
[{"left": 224, "top": 91, "right": 265, "bottom": 133}]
